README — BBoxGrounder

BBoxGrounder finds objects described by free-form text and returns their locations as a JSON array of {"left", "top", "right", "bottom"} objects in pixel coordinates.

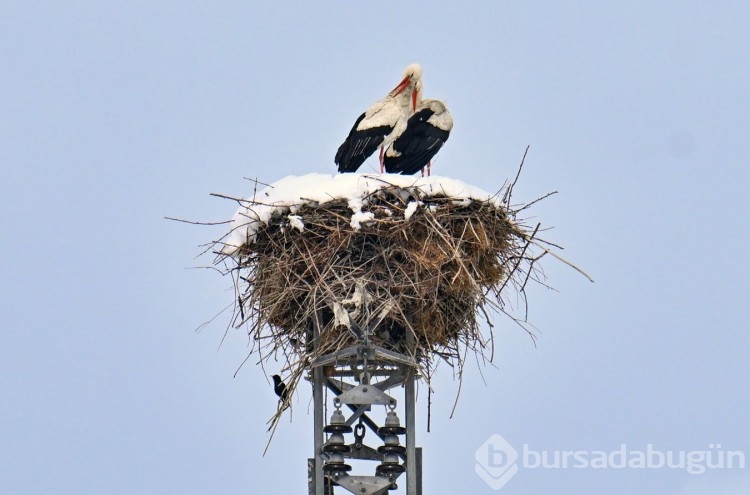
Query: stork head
[
  {"left": 402, "top": 63, "right": 423, "bottom": 81},
  {"left": 389, "top": 63, "right": 423, "bottom": 97}
]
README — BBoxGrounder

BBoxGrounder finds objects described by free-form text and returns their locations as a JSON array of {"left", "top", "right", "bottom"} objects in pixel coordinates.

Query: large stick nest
[{"left": 214, "top": 179, "right": 551, "bottom": 380}]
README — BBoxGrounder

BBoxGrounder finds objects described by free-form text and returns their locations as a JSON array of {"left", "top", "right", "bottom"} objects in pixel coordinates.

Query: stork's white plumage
[
  {"left": 335, "top": 64, "right": 423, "bottom": 173},
  {"left": 384, "top": 80, "right": 453, "bottom": 176}
]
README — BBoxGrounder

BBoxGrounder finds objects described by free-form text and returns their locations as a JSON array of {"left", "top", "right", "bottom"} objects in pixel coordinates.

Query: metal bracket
[
  {"left": 334, "top": 474, "right": 394, "bottom": 495},
  {"left": 346, "top": 443, "right": 380, "bottom": 461},
  {"left": 336, "top": 384, "right": 395, "bottom": 407},
  {"left": 311, "top": 344, "right": 418, "bottom": 369}
]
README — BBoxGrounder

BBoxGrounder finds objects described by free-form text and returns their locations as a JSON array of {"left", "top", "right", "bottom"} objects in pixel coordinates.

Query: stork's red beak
[
  {"left": 411, "top": 88, "right": 418, "bottom": 111},
  {"left": 389, "top": 76, "right": 411, "bottom": 96}
]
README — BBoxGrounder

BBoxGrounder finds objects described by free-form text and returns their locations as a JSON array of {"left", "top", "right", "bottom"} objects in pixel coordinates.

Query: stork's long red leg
[
  {"left": 379, "top": 146, "right": 384, "bottom": 173},
  {"left": 427, "top": 161, "right": 432, "bottom": 176}
]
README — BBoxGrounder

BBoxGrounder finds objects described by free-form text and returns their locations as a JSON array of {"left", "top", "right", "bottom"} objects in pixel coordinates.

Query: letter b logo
[{"left": 475, "top": 434, "right": 519, "bottom": 490}]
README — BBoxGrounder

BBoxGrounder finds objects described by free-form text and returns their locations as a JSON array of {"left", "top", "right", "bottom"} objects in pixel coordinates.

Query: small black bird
[{"left": 272, "top": 374, "right": 289, "bottom": 409}]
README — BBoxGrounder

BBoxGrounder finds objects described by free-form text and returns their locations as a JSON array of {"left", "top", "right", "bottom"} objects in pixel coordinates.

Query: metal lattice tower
[{"left": 307, "top": 310, "right": 422, "bottom": 495}]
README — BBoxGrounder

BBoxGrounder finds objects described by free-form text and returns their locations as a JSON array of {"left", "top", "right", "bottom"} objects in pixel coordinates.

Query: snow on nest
[{"left": 221, "top": 173, "right": 503, "bottom": 255}]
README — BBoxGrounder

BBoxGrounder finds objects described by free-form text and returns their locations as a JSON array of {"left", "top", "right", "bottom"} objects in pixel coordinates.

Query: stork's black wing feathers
[
  {"left": 336, "top": 113, "right": 392, "bottom": 173},
  {"left": 387, "top": 136, "right": 447, "bottom": 175},
  {"left": 384, "top": 108, "right": 450, "bottom": 175}
]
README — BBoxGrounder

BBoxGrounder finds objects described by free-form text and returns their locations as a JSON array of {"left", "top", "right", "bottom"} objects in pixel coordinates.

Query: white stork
[
  {"left": 384, "top": 79, "right": 453, "bottom": 176},
  {"left": 335, "top": 64, "right": 423, "bottom": 173}
]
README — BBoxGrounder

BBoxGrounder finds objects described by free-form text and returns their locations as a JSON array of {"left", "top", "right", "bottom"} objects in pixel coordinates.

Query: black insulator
[
  {"left": 377, "top": 444, "right": 407, "bottom": 455},
  {"left": 323, "top": 462, "right": 352, "bottom": 474},
  {"left": 322, "top": 443, "right": 352, "bottom": 454},
  {"left": 387, "top": 482, "right": 398, "bottom": 491},
  {"left": 376, "top": 463, "right": 406, "bottom": 475},
  {"left": 324, "top": 424, "right": 353, "bottom": 434},
  {"left": 377, "top": 425, "right": 406, "bottom": 436}
]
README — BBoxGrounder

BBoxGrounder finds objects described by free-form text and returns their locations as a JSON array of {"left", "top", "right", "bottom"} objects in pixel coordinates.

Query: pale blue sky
[{"left": 2, "top": 2, "right": 749, "bottom": 494}]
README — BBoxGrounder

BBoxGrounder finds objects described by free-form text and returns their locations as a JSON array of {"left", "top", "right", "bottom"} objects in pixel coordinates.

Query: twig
[
  {"left": 503, "top": 145, "right": 530, "bottom": 204},
  {"left": 164, "top": 216, "right": 232, "bottom": 225}
]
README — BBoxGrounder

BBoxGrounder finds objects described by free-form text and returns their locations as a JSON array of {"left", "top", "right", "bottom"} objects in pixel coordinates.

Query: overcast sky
[{"left": 2, "top": 2, "right": 749, "bottom": 494}]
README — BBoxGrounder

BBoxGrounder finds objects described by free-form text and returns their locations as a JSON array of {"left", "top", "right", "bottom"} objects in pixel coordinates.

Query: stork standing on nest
[
  {"left": 335, "top": 64, "right": 423, "bottom": 173},
  {"left": 384, "top": 79, "right": 453, "bottom": 176}
]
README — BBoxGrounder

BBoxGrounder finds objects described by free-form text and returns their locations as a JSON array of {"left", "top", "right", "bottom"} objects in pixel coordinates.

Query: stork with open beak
[
  {"left": 384, "top": 79, "right": 453, "bottom": 176},
  {"left": 335, "top": 64, "right": 423, "bottom": 173}
]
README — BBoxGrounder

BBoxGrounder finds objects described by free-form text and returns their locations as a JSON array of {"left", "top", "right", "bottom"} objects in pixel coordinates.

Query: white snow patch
[
  {"left": 222, "top": 173, "right": 502, "bottom": 255},
  {"left": 350, "top": 211, "right": 375, "bottom": 229},
  {"left": 288, "top": 215, "right": 305, "bottom": 232},
  {"left": 404, "top": 201, "right": 421, "bottom": 220}
]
